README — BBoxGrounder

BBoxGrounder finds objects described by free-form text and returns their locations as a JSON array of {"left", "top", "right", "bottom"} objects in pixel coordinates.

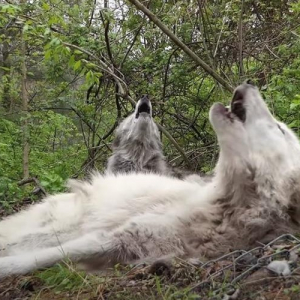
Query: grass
[
  {"left": 18, "top": 257, "right": 238, "bottom": 300},
  {"left": 1, "top": 248, "right": 300, "bottom": 300},
  {"left": 9, "top": 261, "right": 205, "bottom": 300},
  {"left": 36, "top": 263, "right": 100, "bottom": 293}
]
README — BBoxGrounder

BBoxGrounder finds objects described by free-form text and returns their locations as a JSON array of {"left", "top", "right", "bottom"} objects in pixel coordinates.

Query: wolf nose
[
  {"left": 140, "top": 95, "right": 150, "bottom": 104},
  {"left": 245, "top": 79, "right": 255, "bottom": 86},
  {"left": 232, "top": 87, "right": 245, "bottom": 103},
  {"left": 233, "top": 80, "right": 255, "bottom": 103}
]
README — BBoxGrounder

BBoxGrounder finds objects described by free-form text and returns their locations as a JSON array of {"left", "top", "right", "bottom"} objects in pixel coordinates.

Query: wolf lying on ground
[
  {"left": 106, "top": 95, "right": 169, "bottom": 175},
  {"left": 1, "top": 82, "right": 300, "bottom": 278}
]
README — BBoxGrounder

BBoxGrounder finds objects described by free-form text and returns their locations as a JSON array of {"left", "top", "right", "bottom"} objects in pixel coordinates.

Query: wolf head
[
  {"left": 113, "top": 95, "right": 160, "bottom": 148},
  {"left": 135, "top": 95, "right": 152, "bottom": 119},
  {"left": 210, "top": 81, "right": 300, "bottom": 216},
  {"left": 106, "top": 95, "right": 168, "bottom": 174}
]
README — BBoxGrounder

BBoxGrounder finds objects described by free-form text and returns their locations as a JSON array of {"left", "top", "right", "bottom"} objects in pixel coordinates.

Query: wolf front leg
[
  {"left": 0, "top": 232, "right": 109, "bottom": 278},
  {"left": 0, "top": 193, "right": 82, "bottom": 255},
  {"left": 0, "top": 217, "right": 186, "bottom": 278}
]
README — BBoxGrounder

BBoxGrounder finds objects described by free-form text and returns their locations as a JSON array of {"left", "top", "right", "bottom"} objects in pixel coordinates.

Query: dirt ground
[{"left": 1, "top": 233, "right": 300, "bottom": 299}]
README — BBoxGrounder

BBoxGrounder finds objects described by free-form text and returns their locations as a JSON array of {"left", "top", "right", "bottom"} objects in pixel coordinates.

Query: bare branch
[
  {"left": 119, "top": 24, "right": 143, "bottom": 69},
  {"left": 18, "top": 177, "right": 47, "bottom": 196},
  {"left": 100, "top": 9, "right": 114, "bottom": 65},
  {"left": 127, "top": 0, "right": 234, "bottom": 92}
]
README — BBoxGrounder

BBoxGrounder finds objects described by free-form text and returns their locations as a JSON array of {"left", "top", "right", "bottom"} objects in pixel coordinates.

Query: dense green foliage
[{"left": 1, "top": 0, "right": 300, "bottom": 206}]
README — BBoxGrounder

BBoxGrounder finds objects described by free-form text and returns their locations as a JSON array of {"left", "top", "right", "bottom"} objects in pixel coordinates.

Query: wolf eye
[{"left": 277, "top": 124, "right": 285, "bottom": 135}]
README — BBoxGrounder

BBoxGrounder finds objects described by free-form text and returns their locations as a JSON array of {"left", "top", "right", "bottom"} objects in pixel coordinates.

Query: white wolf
[
  {"left": 1, "top": 82, "right": 300, "bottom": 277},
  {"left": 106, "top": 95, "right": 169, "bottom": 174}
]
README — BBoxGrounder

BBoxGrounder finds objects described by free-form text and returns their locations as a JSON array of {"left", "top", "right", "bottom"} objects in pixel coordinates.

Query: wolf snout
[
  {"left": 230, "top": 83, "right": 254, "bottom": 122},
  {"left": 140, "top": 94, "right": 149, "bottom": 102},
  {"left": 245, "top": 79, "right": 255, "bottom": 86},
  {"left": 211, "top": 103, "right": 228, "bottom": 115},
  {"left": 137, "top": 95, "right": 151, "bottom": 116},
  {"left": 232, "top": 80, "right": 256, "bottom": 103},
  {"left": 232, "top": 80, "right": 255, "bottom": 103},
  {"left": 139, "top": 95, "right": 150, "bottom": 107},
  {"left": 232, "top": 86, "right": 246, "bottom": 104},
  {"left": 209, "top": 103, "right": 231, "bottom": 125}
]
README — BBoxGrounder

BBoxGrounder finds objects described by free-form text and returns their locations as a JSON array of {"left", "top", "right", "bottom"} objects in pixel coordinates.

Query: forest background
[{"left": 1, "top": 0, "right": 300, "bottom": 211}]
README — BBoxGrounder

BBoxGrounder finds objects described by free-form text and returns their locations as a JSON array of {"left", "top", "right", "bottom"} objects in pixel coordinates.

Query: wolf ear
[{"left": 67, "top": 179, "right": 91, "bottom": 198}]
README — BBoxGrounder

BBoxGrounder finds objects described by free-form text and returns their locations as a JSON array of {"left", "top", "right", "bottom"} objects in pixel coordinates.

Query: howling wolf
[
  {"left": 106, "top": 95, "right": 202, "bottom": 180},
  {"left": 1, "top": 82, "right": 300, "bottom": 277},
  {"left": 106, "top": 95, "right": 169, "bottom": 174}
]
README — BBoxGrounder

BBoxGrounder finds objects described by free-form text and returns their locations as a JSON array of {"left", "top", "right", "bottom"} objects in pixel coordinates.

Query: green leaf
[
  {"left": 45, "top": 49, "right": 52, "bottom": 60},
  {"left": 74, "top": 49, "right": 83, "bottom": 55},
  {"left": 73, "top": 60, "right": 81, "bottom": 71},
  {"left": 68, "top": 55, "right": 75, "bottom": 67},
  {"left": 290, "top": 102, "right": 300, "bottom": 110},
  {"left": 44, "top": 27, "right": 51, "bottom": 35},
  {"left": 42, "top": 2, "right": 50, "bottom": 10},
  {"left": 288, "top": 120, "right": 299, "bottom": 128},
  {"left": 23, "top": 24, "right": 29, "bottom": 32}
]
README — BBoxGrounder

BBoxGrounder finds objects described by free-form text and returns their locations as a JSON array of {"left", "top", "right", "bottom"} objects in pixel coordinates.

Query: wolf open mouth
[
  {"left": 136, "top": 95, "right": 151, "bottom": 119},
  {"left": 138, "top": 102, "right": 151, "bottom": 114},
  {"left": 230, "top": 86, "right": 247, "bottom": 122}
]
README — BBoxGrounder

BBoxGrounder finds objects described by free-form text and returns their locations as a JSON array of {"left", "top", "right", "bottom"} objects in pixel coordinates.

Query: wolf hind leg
[{"left": 0, "top": 220, "right": 184, "bottom": 278}]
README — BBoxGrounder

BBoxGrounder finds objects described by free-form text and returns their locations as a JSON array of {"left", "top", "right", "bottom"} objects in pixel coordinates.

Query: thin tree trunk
[
  {"left": 1, "top": 40, "right": 13, "bottom": 112},
  {"left": 238, "top": 0, "right": 245, "bottom": 78},
  {"left": 21, "top": 29, "right": 30, "bottom": 179}
]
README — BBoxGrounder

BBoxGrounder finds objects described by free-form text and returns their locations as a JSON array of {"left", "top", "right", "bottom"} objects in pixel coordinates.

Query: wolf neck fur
[{"left": 119, "top": 123, "right": 162, "bottom": 166}]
